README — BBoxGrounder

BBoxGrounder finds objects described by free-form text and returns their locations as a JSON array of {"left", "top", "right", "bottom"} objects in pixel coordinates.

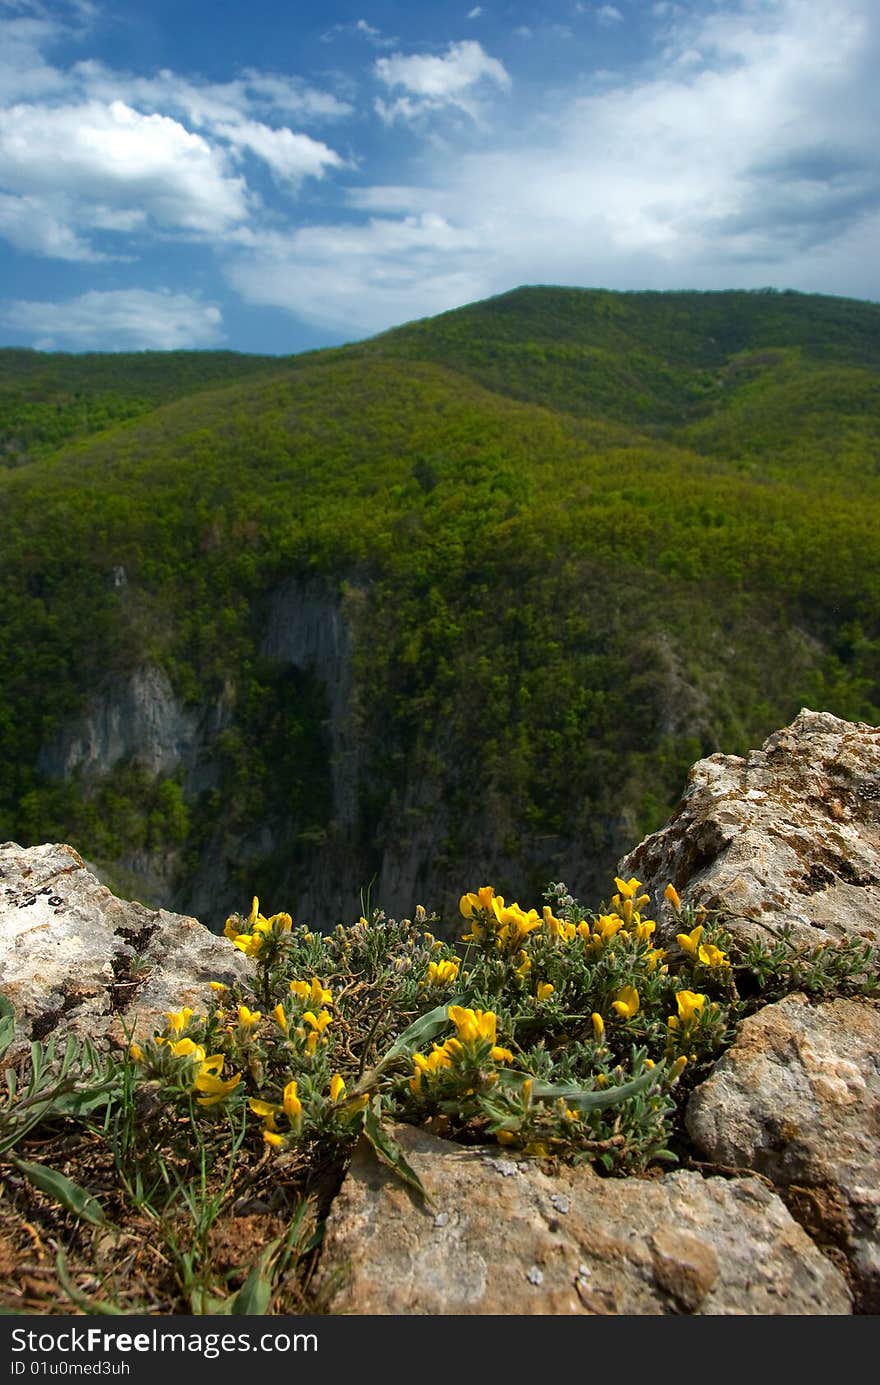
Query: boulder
[
  {"left": 0, "top": 840, "right": 248, "bottom": 1054},
  {"left": 618, "top": 708, "right": 880, "bottom": 949},
  {"left": 314, "top": 1124, "right": 851, "bottom": 1315},
  {"left": 685, "top": 992, "right": 880, "bottom": 1312}
]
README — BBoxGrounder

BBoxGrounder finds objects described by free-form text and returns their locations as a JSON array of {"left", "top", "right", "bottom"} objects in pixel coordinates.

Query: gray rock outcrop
[
  {"left": 618, "top": 708, "right": 880, "bottom": 949},
  {"left": 685, "top": 993, "right": 880, "bottom": 1312},
  {"left": 315, "top": 1124, "right": 851, "bottom": 1315},
  {"left": 0, "top": 840, "right": 247, "bottom": 1054}
]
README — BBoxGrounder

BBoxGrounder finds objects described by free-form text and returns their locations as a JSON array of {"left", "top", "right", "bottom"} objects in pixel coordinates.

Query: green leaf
[
  {"left": 354, "top": 995, "right": 468, "bottom": 1091},
  {"left": 12, "top": 1156, "right": 106, "bottom": 1225},
  {"left": 497, "top": 1062, "right": 661, "bottom": 1111},
  {"left": 231, "top": 1237, "right": 282, "bottom": 1315},
  {"left": 362, "top": 1097, "right": 429, "bottom": 1203}
]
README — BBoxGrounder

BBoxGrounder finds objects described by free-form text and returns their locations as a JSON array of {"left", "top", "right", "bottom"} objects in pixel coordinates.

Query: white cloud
[
  {"left": 238, "top": 70, "right": 351, "bottom": 120},
  {"left": 0, "top": 99, "right": 249, "bottom": 232},
  {"left": 321, "top": 18, "right": 397, "bottom": 48},
  {"left": 1, "top": 288, "right": 225, "bottom": 349},
  {"left": 74, "top": 62, "right": 352, "bottom": 128},
  {"left": 228, "top": 0, "right": 880, "bottom": 335},
  {"left": 467, "top": 7, "right": 482, "bottom": 17},
  {"left": 0, "top": 190, "right": 106, "bottom": 260},
  {"left": 374, "top": 40, "right": 510, "bottom": 121},
  {"left": 0, "top": 27, "right": 350, "bottom": 260},
  {"left": 215, "top": 118, "right": 344, "bottom": 187},
  {"left": 596, "top": 5, "right": 623, "bottom": 25},
  {"left": 227, "top": 214, "right": 485, "bottom": 336}
]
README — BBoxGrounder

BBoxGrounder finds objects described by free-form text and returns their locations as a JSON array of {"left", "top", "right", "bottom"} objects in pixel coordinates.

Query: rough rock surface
[
  {"left": 0, "top": 840, "right": 247, "bottom": 1053},
  {"left": 685, "top": 993, "right": 880, "bottom": 1312},
  {"left": 315, "top": 1124, "right": 851, "bottom": 1315},
  {"left": 618, "top": 708, "right": 880, "bottom": 949}
]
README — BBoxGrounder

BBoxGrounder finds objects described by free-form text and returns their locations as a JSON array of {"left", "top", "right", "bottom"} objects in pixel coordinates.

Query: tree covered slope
[{"left": 1, "top": 287, "right": 878, "bottom": 931}]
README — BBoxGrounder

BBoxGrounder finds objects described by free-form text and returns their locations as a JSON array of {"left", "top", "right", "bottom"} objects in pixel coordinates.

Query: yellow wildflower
[
  {"left": 669, "top": 1055, "right": 688, "bottom": 1080},
  {"left": 612, "top": 878, "right": 650, "bottom": 920},
  {"left": 426, "top": 959, "right": 460, "bottom": 986},
  {"left": 165, "top": 1007, "right": 194, "bottom": 1035},
  {"left": 235, "top": 932, "right": 268, "bottom": 957},
  {"left": 263, "top": 1130, "right": 285, "bottom": 1148},
  {"left": 676, "top": 925, "right": 704, "bottom": 957},
  {"left": 613, "top": 876, "right": 641, "bottom": 900},
  {"left": 237, "top": 1004, "right": 262, "bottom": 1029},
  {"left": 290, "top": 977, "right": 333, "bottom": 1008},
  {"left": 611, "top": 986, "right": 640, "bottom": 1020},
  {"left": 594, "top": 913, "right": 624, "bottom": 942},
  {"left": 283, "top": 1080, "right": 302, "bottom": 1124},
  {"left": 249, "top": 1098, "right": 281, "bottom": 1131},
  {"left": 514, "top": 952, "right": 532, "bottom": 977},
  {"left": 193, "top": 1056, "right": 241, "bottom": 1107},
  {"left": 591, "top": 1012, "right": 605, "bottom": 1042},
  {"left": 329, "top": 1074, "right": 346, "bottom": 1103},
  {"left": 209, "top": 981, "right": 228, "bottom": 993},
  {"left": 542, "top": 906, "right": 571, "bottom": 939},
  {"left": 411, "top": 1045, "right": 454, "bottom": 1091},
  {"left": 459, "top": 885, "right": 497, "bottom": 919},
  {"left": 448, "top": 1005, "right": 498, "bottom": 1045},
  {"left": 168, "top": 1038, "right": 206, "bottom": 1061},
  {"left": 490, "top": 1046, "right": 514, "bottom": 1063},
  {"left": 697, "top": 943, "right": 729, "bottom": 968},
  {"left": 272, "top": 1003, "right": 288, "bottom": 1033},
  {"left": 664, "top": 883, "right": 682, "bottom": 911},
  {"left": 536, "top": 982, "right": 554, "bottom": 1002},
  {"left": 302, "top": 1008, "right": 332, "bottom": 1033},
  {"left": 267, "top": 911, "right": 293, "bottom": 932},
  {"left": 496, "top": 1130, "right": 517, "bottom": 1146},
  {"left": 673, "top": 990, "right": 707, "bottom": 1025}
]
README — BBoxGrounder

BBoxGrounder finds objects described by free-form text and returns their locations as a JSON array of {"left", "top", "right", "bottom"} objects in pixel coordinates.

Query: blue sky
[{"left": 1, "top": 0, "right": 878, "bottom": 354}]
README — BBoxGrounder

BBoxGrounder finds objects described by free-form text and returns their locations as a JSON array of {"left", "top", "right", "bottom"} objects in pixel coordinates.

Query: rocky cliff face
[
  {"left": 260, "top": 575, "right": 359, "bottom": 829},
  {"left": 5, "top": 707, "right": 879, "bottom": 1314},
  {"left": 38, "top": 664, "right": 233, "bottom": 790},
  {"left": 35, "top": 570, "right": 707, "bottom": 934}
]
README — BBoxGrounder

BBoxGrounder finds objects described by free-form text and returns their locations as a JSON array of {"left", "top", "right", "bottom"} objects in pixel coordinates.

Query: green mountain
[{"left": 1, "top": 286, "right": 879, "bottom": 932}]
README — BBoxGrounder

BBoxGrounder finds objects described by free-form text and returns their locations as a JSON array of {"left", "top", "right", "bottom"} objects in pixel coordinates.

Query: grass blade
[{"left": 55, "top": 1248, "right": 125, "bottom": 1316}]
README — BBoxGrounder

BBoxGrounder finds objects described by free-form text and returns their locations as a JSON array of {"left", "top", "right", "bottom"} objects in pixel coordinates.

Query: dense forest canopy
[{"left": 1, "top": 286, "right": 878, "bottom": 930}]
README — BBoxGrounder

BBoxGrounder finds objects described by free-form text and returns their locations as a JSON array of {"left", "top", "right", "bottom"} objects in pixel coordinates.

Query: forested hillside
[{"left": 1, "top": 287, "right": 878, "bottom": 932}]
